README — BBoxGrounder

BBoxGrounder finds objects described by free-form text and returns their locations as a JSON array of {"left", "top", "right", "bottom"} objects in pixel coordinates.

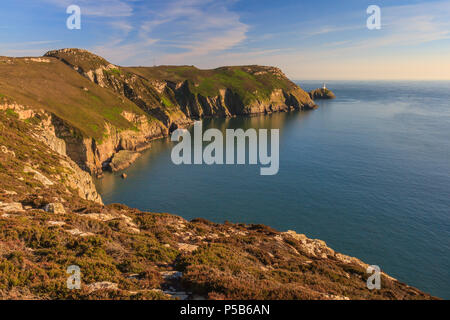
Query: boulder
[
  {"left": 109, "top": 150, "right": 141, "bottom": 172},
  {"left": 44, "top": 203, "right": 66, "bottom": 214},
  {"left": 86, "top": 281, "right": 119, "bottom": 293},
  {"left": 0, "top": 202, "right": 24, "bottom": 213},
  {"left": 177, "top": 243, "right": 198, "bottom": 253},
  {"left": 0, "top": 145, "right": 15, "bottom": 157},
  {"left": 160, "top": 271, "right": 183, "bottom": 280},
  {"left": 47, "top": 221, "right": 66, "bottom": 226},
  {"left": 24, "top": 166, "right": 54, "bottom": 186},
  {"left": 65, "top": 228, "right": 94, "bottom": 237},
  {"left": 2, "top": 190, "right": 17, "bottom": 196}
]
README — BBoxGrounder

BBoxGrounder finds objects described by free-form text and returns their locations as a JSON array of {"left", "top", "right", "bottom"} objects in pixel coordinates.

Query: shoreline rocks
[
  {"left": 109, "top": 150, "right": 141, "bottom": 172},
  {"left": 309, "top": 88, "right": 336, "bottom": 100}
]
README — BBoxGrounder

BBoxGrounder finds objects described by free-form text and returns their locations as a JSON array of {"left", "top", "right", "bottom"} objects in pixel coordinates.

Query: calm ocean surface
[{"left": 96, "top": 81, "right": 450, "bottom": 299}]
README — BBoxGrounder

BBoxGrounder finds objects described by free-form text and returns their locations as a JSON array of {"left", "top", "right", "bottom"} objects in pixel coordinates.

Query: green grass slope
[
  {"left": 128, "top": 65, "right": 310, "bottom": 105},
  {"left": 0, "top": 56, "right": 150, "bottom": 141},
  {"left": 45, "top": 49, "right": 314, "bottom": 121}
]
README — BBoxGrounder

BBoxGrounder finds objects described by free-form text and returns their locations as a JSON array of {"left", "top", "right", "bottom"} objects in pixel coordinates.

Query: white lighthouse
[{"left": 322, "top": 83, "right": 327, "bottom": 89}]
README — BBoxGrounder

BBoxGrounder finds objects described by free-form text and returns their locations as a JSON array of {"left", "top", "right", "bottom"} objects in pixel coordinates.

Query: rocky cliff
[
  {"left": 0, "top": 102, "right": 102, "bottom": 204},
  {"left": 309, "top": 87, "right": 336, "bottom": 99},
  {"left": 0, "top": 49, "right": 318, "bottom": 175},
  {"left": 0, "top": 53, "right": 169, "bottom": 176},
  {"left": 45, "top": 49, "right": 317, "bottom": 123}
]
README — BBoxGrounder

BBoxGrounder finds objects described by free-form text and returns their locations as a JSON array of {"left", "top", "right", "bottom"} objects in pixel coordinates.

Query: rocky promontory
[{"left": 309, "top": 87, "right": 336, "bottom": 100}]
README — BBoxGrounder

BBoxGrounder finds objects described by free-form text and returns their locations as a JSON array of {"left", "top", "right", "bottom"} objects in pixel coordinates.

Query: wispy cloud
[
  {"left": 302, "top": 24, "right": 363, "bottom": 37},
  {"left": 311, "top": 1, "right": 450, "bottom": 51},
  {"left": 91, "top": 38, "right": 159, "bottom": 65},
  {"left": 140, "top": 0, "right": 249, "bottom": 64},
  {"left": 89, "top": 0, "right": 249, "bottom": 65},
  {"left": 109, "top": 20, "right": 133, "bottom": 34}
]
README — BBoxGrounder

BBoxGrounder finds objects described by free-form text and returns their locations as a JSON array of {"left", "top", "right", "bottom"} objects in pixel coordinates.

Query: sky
[{"left": 1, "top": 0, "right": 449, "bottom": 80}]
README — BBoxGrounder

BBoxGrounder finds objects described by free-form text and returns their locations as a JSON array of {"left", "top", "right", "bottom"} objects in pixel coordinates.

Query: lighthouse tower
[{"left": 322, "top": 83, "right": 327, "bottom": 89}]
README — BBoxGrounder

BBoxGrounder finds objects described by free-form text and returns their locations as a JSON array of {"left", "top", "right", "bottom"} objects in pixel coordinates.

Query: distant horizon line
[{"left": 2, "top": 49, "right": 449, "bottom": 82}]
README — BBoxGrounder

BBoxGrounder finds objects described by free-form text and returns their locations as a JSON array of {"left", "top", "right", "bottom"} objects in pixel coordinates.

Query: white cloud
[
  {"left": 109, "top": 20, "right": 133, "bottom": 34},
  {"left": 140, "top": 0, "right": 249, "bottom": 64},
  {"left": 85, "top": 0, "right": 249, "bottom": 65},
  {"left": 91, "top": 38, "right": 159, "bottom": 65}
]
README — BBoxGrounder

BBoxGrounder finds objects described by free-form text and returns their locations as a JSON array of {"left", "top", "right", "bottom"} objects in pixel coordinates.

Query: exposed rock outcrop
[
  {"left": 44, "top": 203, "right": 66, "bottom": 214},
  {"left": 309, "top": 88, "right": 336, "bottom": 100},
  {"left": 0, "top": 202, "right": 24, "bottom": 213},
  {"left": 109, "top": 150, "right": 141, "bottom": 172},
  {"left": 0, "top": 103, "right": 103, "bottom": 203},
  {"left": 0, "top": 107, "right": 437, "bottom": 300}
]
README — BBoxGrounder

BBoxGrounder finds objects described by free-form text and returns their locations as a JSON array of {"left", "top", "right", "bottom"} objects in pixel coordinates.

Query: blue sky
[{"left": 1, "top": 0, "right": 449, "bottom": 79}]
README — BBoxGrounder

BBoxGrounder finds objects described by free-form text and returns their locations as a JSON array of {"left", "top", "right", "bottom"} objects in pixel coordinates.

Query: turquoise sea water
[{"left": 96, "top": 81, "right": 450, "bottom": 299}]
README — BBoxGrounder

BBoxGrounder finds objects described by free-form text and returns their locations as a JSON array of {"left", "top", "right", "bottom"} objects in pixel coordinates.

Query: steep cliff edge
[
  {"left": 0, "top": 54, "right": 167, "bottom": 175},
  {"left": 1, "top": 49, "right": 317, "bottom": 175},
  {"left": 0, "top": 108, "right": 436, "bottom": 300},
  {"left": 0, "top": 109, "right": 102, "bottom": 204}
]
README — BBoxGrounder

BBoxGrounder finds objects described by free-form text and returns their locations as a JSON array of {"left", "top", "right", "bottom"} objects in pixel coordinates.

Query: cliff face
[
  {"left": 0, "top": 54, "right": 170, "bottom": 175},
  {"left": 0, "top": 98, "right": 165, "bottom": 177},
  {"left": 0, "top": 108, "right": 102, "bottom": 205},
  {"left": 45, "top": 49, "right": 192, "bottom": 130}
]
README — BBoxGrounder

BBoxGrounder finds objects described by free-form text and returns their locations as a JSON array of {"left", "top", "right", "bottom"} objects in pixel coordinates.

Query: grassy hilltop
[
  {"left": 0, "top": 49, "right": 316, "bottom": 159},
  {"left": 128, "top": 64, "right": 308, "bottom": 105},
  {"left": 0, "top": 49, "right": 318, "bottom": 174},
  {"left": 45, "top": 49, "right": 316, "bottom": 127},
  {"left": 0, "top": 56, "right": 148, "bottom": 141}
]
